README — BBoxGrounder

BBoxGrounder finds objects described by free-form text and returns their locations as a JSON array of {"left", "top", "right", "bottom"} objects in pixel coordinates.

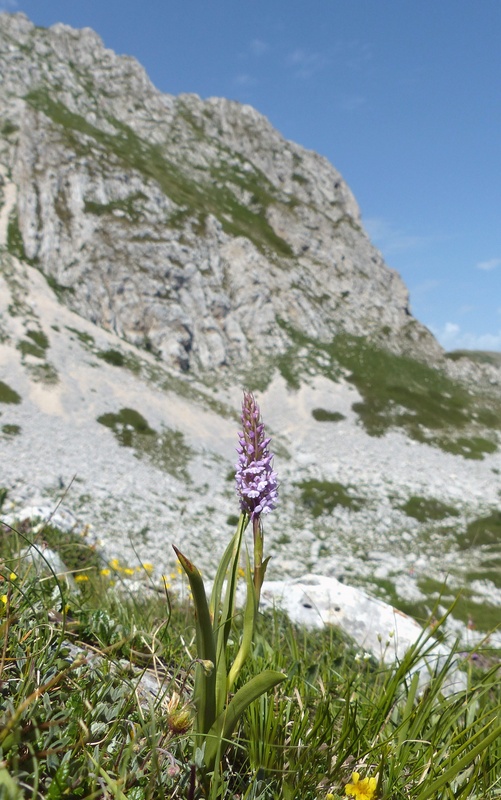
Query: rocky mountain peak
[{"left": 0, "top": 11, "right": 442, "bottom": 376}]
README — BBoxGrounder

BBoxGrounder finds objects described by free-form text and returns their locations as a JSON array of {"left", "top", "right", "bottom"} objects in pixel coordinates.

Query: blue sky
[{"left": 2, "top": 0, "right": 501, "bottom": 351}]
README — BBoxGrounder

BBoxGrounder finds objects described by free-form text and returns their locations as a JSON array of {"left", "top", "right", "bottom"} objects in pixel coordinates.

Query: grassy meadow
[{"left": 0, "top": 511, "right": 500, "bottom": 800}]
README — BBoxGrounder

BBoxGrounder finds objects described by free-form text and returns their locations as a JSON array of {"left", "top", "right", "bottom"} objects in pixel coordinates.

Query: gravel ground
[{"left": 1, "top": 255, "right": 501, "bottom": 633}]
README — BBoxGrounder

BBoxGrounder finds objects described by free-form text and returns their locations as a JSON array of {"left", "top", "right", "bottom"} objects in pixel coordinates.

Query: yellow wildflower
[
  {"left": 123, "top": 567, "right": 135, "bottom": 576},
  {"left": 100, "top": 568, "right": 111, "bottom": 577},
  {"left": 75, "top": 574, "right": 89, "bottom": 583},
  {"left": 141, "top": 562, "right": 154, "bottom": 574},
  {"left": 1, "top": 595, "right": 8, "bottom": 604},
  {"left": 345, "top": 772, "right": 377, "bottom": 800},
  {"left": 9, "top": 572, "right": 17, "bottom": 581}
]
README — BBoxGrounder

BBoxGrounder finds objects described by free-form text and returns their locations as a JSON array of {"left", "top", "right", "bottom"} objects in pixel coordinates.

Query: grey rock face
[{"left": 0, "top": 12, "right": 442, "bottom": 374}]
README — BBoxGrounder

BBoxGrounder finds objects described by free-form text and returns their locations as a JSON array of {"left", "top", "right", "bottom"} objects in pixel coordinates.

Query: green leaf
[
  {"left": 173, "top": 545, "right": 217, "bottom": 734},
  {"left": 415, "top": 720, "right": 501, "bottom": 800},
  {"left": 209, "top": 513, "right": 249, "bottom": 623},
  {"left": 0, "top": 768, "right": 23, "bottom": 800},
  {"left": 227, "top": 554, "right": 257, "bottom": 692},
  {"left": 46, "top": 754, "right": 72, "bottom": 799},
  {"left": 204, "top": 669, "right": 286, "bottom": 771},
  {"left": 213, "top": 514, "right": 248, "bottom": 718}
]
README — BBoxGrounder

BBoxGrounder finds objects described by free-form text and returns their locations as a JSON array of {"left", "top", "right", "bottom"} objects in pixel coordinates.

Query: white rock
[{"left": 259, "top": 574, "right": 467, "bottom": 693}]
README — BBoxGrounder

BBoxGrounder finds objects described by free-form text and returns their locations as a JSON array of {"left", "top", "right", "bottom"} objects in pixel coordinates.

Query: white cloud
[
  {"left": 431, "top": 322, "right": 501, "bottom": 352},
  {"left": 286, "top": 48, "right": 329, "bottom": 79},
  {"left": 476, "top": 258, "right": 501, "bottom": 271}
]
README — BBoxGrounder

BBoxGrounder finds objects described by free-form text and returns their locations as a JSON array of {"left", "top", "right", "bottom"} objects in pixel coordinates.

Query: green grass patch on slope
[
  {"left": 95, "top": 347, "right": 142, "bottom": 374},
  {"left": 275, "top": 322, "right": 501, "bottom": 458},
  {"left": 311, "top": 408, "right": 346, "bottom": 422},
  {"left": 416, "top": 575, "right": 501, "bottom": 632},
  {"left": 297, "top": 479, "right": 364, "bottom": 517},
  {"left": 26, "top": 90, "right": 292, "bottom": 258},
  {"left": 0, "top": 526, "right": 500, "bottom": 798},
  {"left": 0, "top": 381, "right": 22, "bottom": 404},
  {"left": 15, "top": 326, "right": 59, "bottom": 385},
  {"left": 457, "top": 511, "right": 501, "bottom": 553},
  {"left": 399, "top": 495, "right": 460, "bottom": 523},
  {"left": 97, "top": 407, "right": 193, "bottom": 479},
  {"left": 6, "top": 212, "right": 33, "bottom": 263},
  {"left": 1, "top": 424, "right": 21, "bottom": 438},
  {"left": 84, "top": 191, "right": 147, "bottom": 222},
  {"left": 446, "top": 350, "right": 501, "bottom": 367}
]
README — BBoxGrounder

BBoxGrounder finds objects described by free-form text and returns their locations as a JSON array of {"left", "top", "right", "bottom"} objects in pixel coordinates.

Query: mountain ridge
[{"left": 0, "top": 11, "right": 444, "bottom": 377}]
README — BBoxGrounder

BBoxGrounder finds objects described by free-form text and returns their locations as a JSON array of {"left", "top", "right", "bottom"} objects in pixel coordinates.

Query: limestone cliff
[{"left": 0, "top": 12, "right": 441, "bottom": 376}]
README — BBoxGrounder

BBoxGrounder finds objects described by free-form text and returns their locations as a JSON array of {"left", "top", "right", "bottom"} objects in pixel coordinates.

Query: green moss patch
[
  {"left": 1, "top": 120, "right": 18, "bottom": 137},
  {"left": 446, "top": 350, "right": 501, "bottom": 367},
  {"left": 97, "top": 348, "right": 125, "bottom": 367},
  {"left": 372, "top": 571, "right": 501, "bottom": 632},
  {"left": 0, "top": 381, "right": 22, "bottom": 404},
  {"left": 297, "top": 479, "right": 364, "bottom": 517},
  {"left": 1, "top": 424, "right": 21, "bottom": 437},
  {"left": 6, "top": 213, "right": 30, "bottom": 262},
  {"left": 16, "top": 336, "right": 59, "bottom": 385},
  {"left": 311, "top": 408, "right": 345, "bottom": 422},
  {"left": 84, "top": 191, "right": 147, "bottom": 222},
  {"left": 26, "top": 329, "right": 49, "bottom": 351},
  {"left": 457, "top": 512, "right": 501, "bottom": 552},
  {"left": 97, "top": 407, "right": 192, "bottom": 479},
  {"left": 17, "top": 338, "right": 45, "bottom": 359},
  {"left": 435, "top": 435, "right": 497, "bottom": 460},
  {"left": 399, "top": 495, "right": 460, "bottom": 523},
  {"left": 97, "top": 408, "right": 156, "bottom": 446},
  {"left": 27, "top": 362, "right": 59, "bottom": 385},
  {"left": 66, "top": 326, "right": 95, "bottom": 346},
  {"left": 96, "top": 348, "right": 141, "bottom": 374},
  {"left": 42, "top": 270, "right": 76, "bottom": 300}
]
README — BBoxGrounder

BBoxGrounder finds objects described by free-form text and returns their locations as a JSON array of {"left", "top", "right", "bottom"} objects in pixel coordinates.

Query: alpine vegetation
[
  {"left": 0, "top": 394, "right": 501, "bottom": 797},
  {"left": 174, "top": 392, "right": 285, "bottom": 793}
]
